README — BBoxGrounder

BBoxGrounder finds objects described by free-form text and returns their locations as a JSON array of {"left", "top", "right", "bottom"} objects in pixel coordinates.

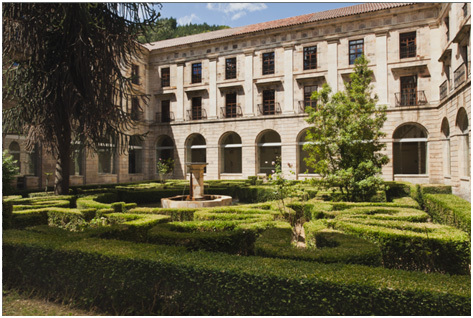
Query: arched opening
[
  {"left": 456, "top": 108, "right": 470, "bottom": 177},
  {"left": 297, "top": 129, "right": 315, "bottom": 174},
  {"left": 220, "top": 132, "right": 242, "bottom": 174},
  {"left": 186, "top": 133, "right": 206, "bottom": 164},
  {"left": 393, "top": 124, "right": 428, "bottom": 175},
  {"left": 156, "top": 135, "right": 175, "bottom": 174},
  {"left": 256, "top": 130, "right": 281, "bottom": 175},
  {"left": 128, "top": 136, "right": 143, "bottom": 174},
  {"left": 441, "top": 118, "right": 451, "bottom": 177},
  {"left": 8, "top": 141, "right": 21, "bottom": 173}
]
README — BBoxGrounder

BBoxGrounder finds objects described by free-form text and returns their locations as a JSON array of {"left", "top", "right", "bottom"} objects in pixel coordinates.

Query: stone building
[{"left": 3, "top": 3, "right": 471, "bottom": 199}]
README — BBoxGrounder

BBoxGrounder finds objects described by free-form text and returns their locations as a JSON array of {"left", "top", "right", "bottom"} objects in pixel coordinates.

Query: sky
[{"left": 156, "top": 2, "right": 362, "bottom": 28}]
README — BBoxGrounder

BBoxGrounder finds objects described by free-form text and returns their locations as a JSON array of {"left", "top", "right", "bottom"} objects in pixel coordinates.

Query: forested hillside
[{"left": 137, "top": 17, "right": 229, "bottom": 43}]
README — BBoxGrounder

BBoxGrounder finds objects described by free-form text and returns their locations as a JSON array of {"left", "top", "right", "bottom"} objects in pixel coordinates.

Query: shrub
[
  {"left": 129, "top": 207, "right": 196, "bottom": 221},
  {"left": 13, "top": 200, "right": 71, "bottom": 211},
  {"left": 423, "top": 194, "right": 471, "bottom": 235},
  {"left": 3, "top": 150, "right": 19, "bottom": 195},
  {"left": 3, "top": 229, "right": 470, "bottom": 315},
  {"left": 329, "top": 217, "right": 470, "bottom": 274},
  {"left": 420, "top": 184, "right": 452, "bottom": 195},
  {"left": 384, "top": 181, "right": 411, "bottom": 201},
  {"left": 255, "top": 221, "right": 382, "bottom": 266}
]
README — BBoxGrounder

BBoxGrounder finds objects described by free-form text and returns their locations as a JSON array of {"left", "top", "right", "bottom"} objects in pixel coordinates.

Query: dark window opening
[
  {"left": 161, "top": 67, "right": 170, "bottom": 87},
  {"left": 349, "top": 39, "right": 364, "bottom": 65},
  {"left": 131, "top": 64, "right": 140, "bottom": 84},
  {"left": 303, "top": 46, "right": 317, "bottom": 70},
  {"left": 304, "top": 85, "right": 318, "bottom": 109},
  {"left": 262, "top": 52, "right": 275, "bottom": 75},
  {"left": 131, "top": 98, "right": 141, "bottom": 120},
  {"left": 263, "top": 90, "right": 275, "bottom": 115},
  {"left": 400, "top": 75, "right": 417, "bottom": 106},
  {"left": 225, "top": 58, "right": 237, "bottom": 79},
  {"left": 192, "top": 97, "right": 202, "bottom": 120},
  {"left": 161, "top": 100, "right": 171, "bottom": 123},
  {"left": 225, "top": 93, "right": 237, "bottom": 118},
  {"left": 400, "top": 32, "right": 416, "bottom": 59},
  {"left": 192, "top": 63, "right": 202, "bottom": 83}
]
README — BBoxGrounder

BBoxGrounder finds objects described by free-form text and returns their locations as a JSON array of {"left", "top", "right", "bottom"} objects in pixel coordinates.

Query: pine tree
[
  {"left": 3, "top": 3, "right": 159, "bottom": 194},
  {"left": 304, "top": 55, "right": 389, "bottom": 201}
]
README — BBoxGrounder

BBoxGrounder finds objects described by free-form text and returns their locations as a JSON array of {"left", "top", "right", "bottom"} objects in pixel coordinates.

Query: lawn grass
[{"left": 2, "top": 289, "right": 103, "bottom": 316}]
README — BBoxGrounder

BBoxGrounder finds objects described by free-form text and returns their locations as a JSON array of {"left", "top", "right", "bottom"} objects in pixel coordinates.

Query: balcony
[
  {"left": 454, "top": 63, "right": 466, "bottom": 89},
  {"left": 187, "top": 108, "right": 207, "bottom": 121},
  {"left": 439, "top": 80, "right": 448, "bottom": 101},
  {"left": 155, "top": 111, "right": 175, "bottom": 124},
  {"left": 395, "top": 91, "right": 427, "bottom": 107},
  {"left": 298, "top": 100, "right": 317, "bottom": 114},
  {"left": 257, "top": 102, "right": 281, "bottom": 116},
  {"left": 220, "top": 105, "right": 242, "bottom": 119}
]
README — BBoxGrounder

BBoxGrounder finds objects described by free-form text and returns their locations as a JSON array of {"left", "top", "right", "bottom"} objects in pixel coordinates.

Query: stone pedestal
[{"left": 187, "top": 162, "right": 207, "bottom": 200}]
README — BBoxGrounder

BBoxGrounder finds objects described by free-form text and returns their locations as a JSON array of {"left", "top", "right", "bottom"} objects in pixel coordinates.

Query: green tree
[
  {"left": 304, "top": 55, "right": 388, "bottom": 201},
  {"left": 3, "top": 3, "right": 159, "bottom": 195},
  {"left": 3, "top": 150, "right": 20, "bottom": 195}
]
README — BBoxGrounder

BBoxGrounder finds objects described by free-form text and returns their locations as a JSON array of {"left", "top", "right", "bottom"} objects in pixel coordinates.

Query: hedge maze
[{"left": 2, "top": 180, "right": 471, "bottom": 315}]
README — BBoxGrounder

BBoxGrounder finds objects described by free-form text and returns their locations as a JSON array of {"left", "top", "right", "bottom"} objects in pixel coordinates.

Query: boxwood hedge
[
  {"left": 423, "top": 193, "right": 471, "bottom": 235},
  {"left": 3, "top": 229, "right": 470, "bottom": 316}
]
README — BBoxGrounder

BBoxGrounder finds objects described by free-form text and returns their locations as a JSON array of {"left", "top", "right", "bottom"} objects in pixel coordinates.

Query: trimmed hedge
[
  {"left": 255, "top": 221, "right": 382, "bottom": 266},
  {"left": 423, "top": 194, "right": 471, "bottom": 235},
  {"left": 12, "top": 207, "right": 97, "bottom": 230},
  {"left": 3, "top": 200, "right": 13, "bottom": 229},
  {"left": 13, "top": 200, "right": 71, "bottom": 211},
  {"left": 329, "top": 217, "right": 470, "bottom": 274},
  {"left": 3, "top": 229, "right": 470, "bottom": 315},
  {"left": 128, "top": 207, "right": 196, "bottom": 221}
]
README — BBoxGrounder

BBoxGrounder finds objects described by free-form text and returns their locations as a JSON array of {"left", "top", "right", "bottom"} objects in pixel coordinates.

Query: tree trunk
[{"left": 54, "top": 138, "right": 71, "bottom": 195}]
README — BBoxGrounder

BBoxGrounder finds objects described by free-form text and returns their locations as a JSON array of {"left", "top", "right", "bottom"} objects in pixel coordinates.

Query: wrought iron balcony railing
[
  {"left": 454, "top": 63, "right": 466, "bottom": 89},
  {"left": 395, "top": 90, "right": 427, "bottom": 107},
  {"left": 187, "top": 108, "right": 207, "bottom": 121},
  {"left": 298, "top": 100, "right": 317, "bottom": 114},
  {"left": 220, "top": 105, "right": 242, "bottom": 118},
  {"left": 257, "top": 102, "right": 281, "bottom": 116},
  {"left": 439, "top": 80, "right": 448, "bottom": 101},
  {"left": 155, "top": 111, "right": 175, "bottom": 123}
]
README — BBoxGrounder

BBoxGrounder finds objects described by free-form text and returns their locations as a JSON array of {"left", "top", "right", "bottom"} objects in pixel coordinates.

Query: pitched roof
[{"left": 143, "top": 3, "right": 413, "bottom": 51}]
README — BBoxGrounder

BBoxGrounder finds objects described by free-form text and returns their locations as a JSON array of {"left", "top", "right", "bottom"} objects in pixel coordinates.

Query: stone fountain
[{"left": 161, "top": 163, "right": 232, "bottom": 208}]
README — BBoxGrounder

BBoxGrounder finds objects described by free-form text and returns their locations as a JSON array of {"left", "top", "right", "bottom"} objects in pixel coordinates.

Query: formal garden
[{"left": 2, "top": 178, "right": 471, "bottom": 315}]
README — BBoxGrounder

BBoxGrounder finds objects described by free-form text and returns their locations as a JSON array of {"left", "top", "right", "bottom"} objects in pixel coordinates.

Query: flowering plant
[{"left": 157, "top": 157, "right": 174, "bottom": 183}]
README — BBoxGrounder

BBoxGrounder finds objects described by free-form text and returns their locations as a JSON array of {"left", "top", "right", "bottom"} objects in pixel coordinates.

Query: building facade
[{"left": 3, "top": 3, "right": 471, "bottom": 199}]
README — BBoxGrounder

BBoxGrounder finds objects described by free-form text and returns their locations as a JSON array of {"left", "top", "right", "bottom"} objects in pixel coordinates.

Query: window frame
[
  {"left": 192, "top": 62, "right": 202, "bottom": 84},
  {"left": 262, "top": 89, "right": 275, "bottom": 115},
  {"left": 131, "top": 64, "right": 140, "bottom": 85},
  {"left": 262, "top": 52, "right": 275, "bottom": 75},
  {"left": 303, "top": 46, "right": 317, "bottom": 70},
  {"left": 399, "top": 31, "right": 417, "bottom": 59},
  {"left": 192, "top": 96, "right": 203, "bottom": 120},
  {"left": 349, "top": 39, "right": 364, "bottom": 65},
  {"left": 225, "top": 57, "right": 237, "bottom": 79},
  {"left": 161, "top": 67, "right": 170, "bottom": 87},
  {"left": 225, "top": 92, "right": 237, "bottom": 118}
]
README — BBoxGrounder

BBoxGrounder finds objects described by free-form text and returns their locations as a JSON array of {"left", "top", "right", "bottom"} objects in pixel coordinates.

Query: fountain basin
[{"left": 161, "top": 195, "right": 232, "bottom": 209}]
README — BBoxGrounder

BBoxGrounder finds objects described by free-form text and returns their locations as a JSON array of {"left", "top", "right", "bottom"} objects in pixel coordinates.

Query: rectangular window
[
  {"left": 161, "top": 67, "right": 170, "bottom": 87},
  {"left": 304, "top": 85, "right": 318, "bottom": 109},
  {"left": 192, "top": 63, "right": 202, "bottom": 83},
  {"left": 192, "top": 97, "right": 202, "bottom": 120},
  {"left": 131, "top": 98, "right": 141, "bottom": 120},
  {"left": 98, "top": 146, "right": 116, "bottom": 174},
  {"left": 131, "top": 64, "right": 140, "bottom": 84},
  {"left": 262, "top": 52, "right": 275, "bottom": 75},
  {"left": 349, "top": 39, "right": 364, "bottom": 65},
  {"left": 225, "top": 58, "right": 237, "bottom": 79},
  {"left": 445, "top": 16, "right": 450, "bottom": 41},
  {"left": 262, "top": 90, "right": 275, "bottom": 115},
  {"left": 400, "top": 32, "right": 416, "bottom": 59},
  {"left": 161, "top": 100, "right": 171, "bottom": 123},
  {"left": 303, "top": 46, "right": 317, "bottom": 70},
  {"left": 70, "top": 148, "right": 83, "bottom": 176},
  {"left": 225, "top": 93, "right": 237, "bottom": 118},
  {"left": 400, "top": 75, "right": 417, "bottom": 106}
]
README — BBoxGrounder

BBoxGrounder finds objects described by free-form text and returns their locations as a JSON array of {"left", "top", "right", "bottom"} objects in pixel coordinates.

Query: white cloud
[
  {"left": 207, "top": 3, "right": 267, "bottom": 21},
  {"left": 177, "top": 13, "right": 200, "bottom": 26}
]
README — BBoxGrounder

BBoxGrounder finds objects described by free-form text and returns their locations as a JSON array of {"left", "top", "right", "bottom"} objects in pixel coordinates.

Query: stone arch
[
  {"left": 455, "top": 107, "right": 470, "bottom": 177},
  {"left": 185, "top": 133, "right": 206, "bottom": 164},
  {"left": 296, "top": 128, "right": 315, "bottom": 174},
  {"left": 392, "top": 123, "right": 428, "bottom": 175},
  {"left": 255, "top": 129, "right": 281, "bottom": 175},
  {"left": 219, "top": 131, "right": 242, "bottom": 174}
]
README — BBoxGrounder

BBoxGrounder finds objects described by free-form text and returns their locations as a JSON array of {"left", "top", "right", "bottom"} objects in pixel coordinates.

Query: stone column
[
  {"left": 208, "top": 57, "right": 218, "bottom": 119},
  {"left": 175, "top": 61, "right": 185, "bottom": 121},
  {"left": 187, "top": 163, "right": 207, "bottom": 199},
  {"left": 376, "top": 32, "right": 388, "bottom": 105},
  {"left": 429, "top": 23, "right": 442, "bottom": 103},
  {"left": 327, "top": 40, "right": 339, "bottom": 91},
  {"left": 244, "top": 49, "right": 255, "bottom": 116},
  {"left": 283, "top": 44, "right": 294, "bottom": 114}
]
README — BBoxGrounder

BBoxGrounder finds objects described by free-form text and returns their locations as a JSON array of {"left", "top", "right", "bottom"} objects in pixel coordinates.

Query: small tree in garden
[
  {"left": 3, "top": 150, "right": 20, "bottom": 195},
  {"left": 156, "top": 158, "right": 174, "bottom": 183},
  {"left": 304, "top": 55, "right": 389, "bottom": 202}
]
